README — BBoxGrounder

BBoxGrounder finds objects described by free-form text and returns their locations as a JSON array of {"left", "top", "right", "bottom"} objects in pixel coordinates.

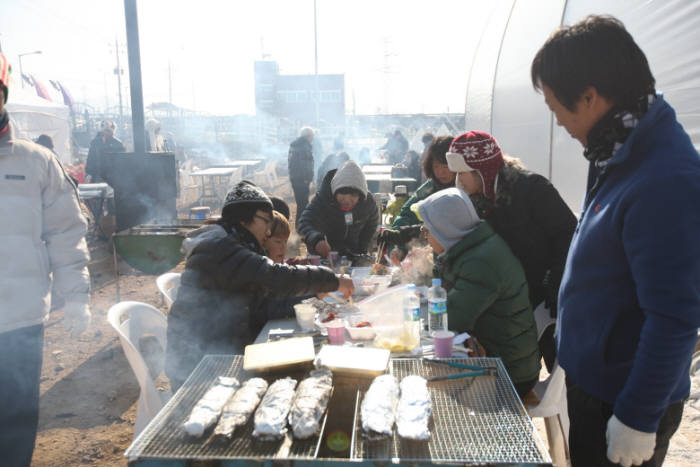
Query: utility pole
[
  {"left": 313, "top": 0, "right": 319, "bottom": 128},
  {"left": 115, "top": 38, "right": 124, "bottom": 124},
  {"left": 168, "top": 60, "right": 172, "bottom": 118}
]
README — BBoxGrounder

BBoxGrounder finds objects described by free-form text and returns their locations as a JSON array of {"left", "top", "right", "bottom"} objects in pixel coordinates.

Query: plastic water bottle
[
  {"left": 428, "top": 278, "right": 448, "bottom": 334},
  {"left": 403, "top": 284, "right": 421, "bottom": 347}
]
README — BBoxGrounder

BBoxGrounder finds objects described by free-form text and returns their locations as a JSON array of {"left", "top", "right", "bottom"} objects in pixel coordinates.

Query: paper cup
[
  {"left": 326, "top": 320, "right": 346, "bottom": 345},
  {"left": 431, "top": 330, "right": 455, "bottom": 358},
  {"left": 294, "top": 304, "right": 316, "bottom": 331}
]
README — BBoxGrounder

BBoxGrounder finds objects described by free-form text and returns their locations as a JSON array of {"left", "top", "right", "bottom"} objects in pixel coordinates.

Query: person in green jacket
[
  {"left": 380, "top": 136, "right": 455, "bottom": 262},
  {"left": 416, "top": 187, "right": 541, "bottom": 397}
]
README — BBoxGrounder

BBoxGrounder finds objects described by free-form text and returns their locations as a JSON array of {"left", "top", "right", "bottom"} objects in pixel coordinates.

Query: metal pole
[
  {"left": 124, "top": 0, "right": 146, "bottom": 155},
  {"left": 18, "top": 56, "right": 24, "bottom": 89},
  {"left": 115, "top": 38, "right": 124, "bottom": 124},
  {"left": 313, "top": 0, "right": 319, "bottom": 127}
]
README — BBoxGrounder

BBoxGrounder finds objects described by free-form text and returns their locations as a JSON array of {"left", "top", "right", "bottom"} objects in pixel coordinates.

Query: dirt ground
[{"left": 30, "top": 187, "right": 700, "bottom": 466}]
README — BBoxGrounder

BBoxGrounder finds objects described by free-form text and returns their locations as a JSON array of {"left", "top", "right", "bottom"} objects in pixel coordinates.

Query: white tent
[
  {"left": 465, "top": 0, "right": 700, "bottom": 212},
  {"left": 6, "top": 86, "right": 72, "bottom": 164}
]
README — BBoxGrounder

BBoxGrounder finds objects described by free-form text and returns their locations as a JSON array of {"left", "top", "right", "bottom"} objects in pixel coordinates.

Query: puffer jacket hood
[
  {"left": 416, "top": 187, "right": 479, "bottom": 253},
  {"left": 330, "top": 160, "right": 368, "bottom": 198}
]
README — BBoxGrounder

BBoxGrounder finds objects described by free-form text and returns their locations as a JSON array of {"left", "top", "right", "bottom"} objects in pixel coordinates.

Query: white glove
[
  {"left": 63, "top": 301, "right": 91, "bottom": 338},
  {"left": 606, "top": 414, "right": 656, "bottom": 466}
]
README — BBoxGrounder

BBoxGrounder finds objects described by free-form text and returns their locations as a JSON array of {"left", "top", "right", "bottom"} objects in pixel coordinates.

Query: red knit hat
[
  {"left": 0, "top": 53, "right": 11, "bottom": 103},
  {"left": 446, "top": 131, "right": 504, "bottom": 199}
]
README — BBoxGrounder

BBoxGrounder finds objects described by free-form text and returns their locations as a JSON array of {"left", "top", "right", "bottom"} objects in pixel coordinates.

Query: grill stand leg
[
  {"left": 113, "top": 237, "right": 120, "bottom": 302},
  {"left": 545, "top": 414, "right": 569, "bottom": 466}
]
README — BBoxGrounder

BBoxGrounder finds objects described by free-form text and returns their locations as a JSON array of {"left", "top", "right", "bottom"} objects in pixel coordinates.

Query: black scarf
[
  {"left": 584, "top": 93, "right": 656, "bottom": 167},
  {"left": 0, "top": 109, "right": 9, "bottom": 133}
]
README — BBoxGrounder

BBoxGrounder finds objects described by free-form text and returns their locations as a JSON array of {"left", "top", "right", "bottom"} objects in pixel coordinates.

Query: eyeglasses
[{"left": 254, "top": 214, "right": 272, "bottom": 226}]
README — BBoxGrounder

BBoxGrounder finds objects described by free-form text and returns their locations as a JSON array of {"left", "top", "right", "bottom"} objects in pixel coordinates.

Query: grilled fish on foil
[
  {"left": 361, "top": 374, "right": 399, "bottom": 437},
  {"left": 397, "top": 375, "right": 432, "bottom": 440},
  {"left": 289, "top": 367, "right": 333, "bottom": 439},
  {"left": 252, "top": 377, "right": 298, "bottom": 440},
  {"left": 183, "top": 376, "right": 239, "bottom": 437},
  {"left": 213, "top": 377, "right": 268, "bottom": 438}
]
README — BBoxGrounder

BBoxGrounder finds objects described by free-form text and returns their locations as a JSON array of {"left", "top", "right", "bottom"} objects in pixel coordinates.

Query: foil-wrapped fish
[
  {"left": 289, "top": 367, "right": 333, "bottom": 439},
  {"left": 361, "top": 374, "right": 399, "bottom": 437},
  {"left": 213, "top": 377, "right": 268, "bottom": 438},
  {"left": 183, "top": 376, "right": 239, "bottom": 437},
  {"left": 252, "top": 377, "right": 298, "bottom": 439},
  {"left": 397, "top": 375, "right": 432, "bottom": 440}
]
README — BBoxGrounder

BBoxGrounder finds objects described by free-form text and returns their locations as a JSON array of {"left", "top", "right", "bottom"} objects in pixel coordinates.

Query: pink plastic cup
[
  {"left": 431, "top": 330, "right": 455, "bottom": 358},
  {"left": 307, "top": 255, "right": 321, "bottom": 266},
  {"left": 326, "top": 320, "right": 346, "bottom": 345}
]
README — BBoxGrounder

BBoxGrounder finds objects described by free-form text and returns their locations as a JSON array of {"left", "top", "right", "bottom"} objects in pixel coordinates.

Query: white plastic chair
[
  {"left": 156, "top": 272, "right": 181, "bottom": 307},
  {"left": 533, "top": 301, "right": 556, "bottom": 341},
  {"left": 108, "top": 301, "right": 172, "bottom": 436},
  {"left": 253, "top": 160, "right": 279, "bottom": 189},
  {"left": 526, "top": 362, "right": 570, "bottom": 466}
]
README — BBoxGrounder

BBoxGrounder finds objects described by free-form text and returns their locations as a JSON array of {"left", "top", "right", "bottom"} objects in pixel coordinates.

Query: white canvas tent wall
[
  {"left": 6, "top": 86, "right": 72, "bottom": 164},
  {"left": 465, "top": 0, "right": 700, "bottom": 212}
]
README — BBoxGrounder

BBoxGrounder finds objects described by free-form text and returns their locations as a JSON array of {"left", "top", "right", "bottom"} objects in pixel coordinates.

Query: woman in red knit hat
[{"left": 446, "top": 130, "right": 576, "bottom": 371}]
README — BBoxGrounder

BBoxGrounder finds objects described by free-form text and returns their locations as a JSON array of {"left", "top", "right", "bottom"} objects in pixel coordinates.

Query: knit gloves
[{"left": 606, "top": 415, "right": 655, "bottom": 466}]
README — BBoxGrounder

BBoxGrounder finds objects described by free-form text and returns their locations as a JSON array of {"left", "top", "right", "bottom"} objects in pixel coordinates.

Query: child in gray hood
[{"left": 416, "top": 188, "right": 540, "bottom": 397}]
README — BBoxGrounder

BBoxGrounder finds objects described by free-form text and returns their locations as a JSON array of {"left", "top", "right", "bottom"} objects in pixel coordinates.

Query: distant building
[{"left": 254, "top": 60, "right": 345, "bottom": 129}]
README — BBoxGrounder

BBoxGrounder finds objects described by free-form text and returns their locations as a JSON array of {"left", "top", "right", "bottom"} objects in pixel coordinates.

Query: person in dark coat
[
  {"left": 316, "top": 151, "right": 350, "bottom": 189},
  {"left": 532, "top": 15, "right": 700, "bottom": 467},
  {"left": 165, "top": 181, "right": 354, "bottom": 390},
  {"left": 446, "top": 131, "right": 576, "bottom": 372},
  {"left": 85, "top": 120, "right": 125, "bottom": 182},
  {"left": 297, "top": 160, "right": 379, "bottom": 259},
  {"left": 380, "top": 129, "right": 409, "bottom": 164},
  {"left": 287, "top": 126, "right": 315, "bottom": 223}
]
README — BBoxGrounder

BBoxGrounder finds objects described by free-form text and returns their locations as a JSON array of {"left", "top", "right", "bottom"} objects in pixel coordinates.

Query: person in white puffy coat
[{"left": 0, "top": 54, "right": 90, "bottom": 466}]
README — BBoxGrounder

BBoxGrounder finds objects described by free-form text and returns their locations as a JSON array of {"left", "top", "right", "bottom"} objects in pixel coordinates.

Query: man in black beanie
[{"left": 165, "top": 181, "right": 353, "bottom": 390}]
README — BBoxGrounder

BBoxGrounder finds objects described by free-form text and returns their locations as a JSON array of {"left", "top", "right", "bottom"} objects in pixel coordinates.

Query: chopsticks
[
  {"left": 324, "top": 234, "right": 334, "bottom": 269},
  {"left": 326, "top": 292, "right": 348, "bottom": 305},
  {"left": 375, "top": 240, "right": 385, "bottom": 264}
]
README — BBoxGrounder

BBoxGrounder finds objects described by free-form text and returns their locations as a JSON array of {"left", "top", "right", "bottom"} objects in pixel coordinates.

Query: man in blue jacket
[{"left": 531, "top": 15, "right": 700, "bottom": 467}]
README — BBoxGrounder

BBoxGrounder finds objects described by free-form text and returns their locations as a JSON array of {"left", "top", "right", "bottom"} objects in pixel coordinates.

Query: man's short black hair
[
  {"left": 269, "top": 196, "right": 290, "bottom": 220},
  {"left": 531, "top": 15, "right": 655, "bottom": 111}
]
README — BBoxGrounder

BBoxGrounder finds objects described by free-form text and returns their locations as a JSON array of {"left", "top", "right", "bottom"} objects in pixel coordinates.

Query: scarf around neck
[{"left": 584, "top": 93, "right": 656, "bottom": 168}]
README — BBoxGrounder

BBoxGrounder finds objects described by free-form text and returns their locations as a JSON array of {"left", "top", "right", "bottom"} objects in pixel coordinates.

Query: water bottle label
[
  {"left": 429, "top": 300, "right": 446, "bottom": 314},
  {"left": 409, "top": 306, "right": 420, "bottom": 321}
]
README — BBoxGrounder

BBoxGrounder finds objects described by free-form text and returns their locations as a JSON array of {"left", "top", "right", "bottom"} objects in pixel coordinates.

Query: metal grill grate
[
  {"left": 351, "top": 357, "right": 551, "bottom": 465},
  {"left": 125, "top": 355, "right": 323, "bottom": 461}
]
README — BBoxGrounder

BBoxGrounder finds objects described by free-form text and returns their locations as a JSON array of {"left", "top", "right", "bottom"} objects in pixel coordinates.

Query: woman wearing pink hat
[{"left": 446, "top": 131, "right": 576, "bottom": 371}]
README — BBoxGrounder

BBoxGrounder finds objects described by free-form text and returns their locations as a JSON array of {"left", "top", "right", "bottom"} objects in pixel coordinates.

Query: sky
[{"left": 1, "top": 0, "right": 494, "bottom": 115}]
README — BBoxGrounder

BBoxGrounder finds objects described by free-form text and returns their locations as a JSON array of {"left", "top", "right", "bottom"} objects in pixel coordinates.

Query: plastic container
[
  {"left": 345, "top": 316, "right": 376, "bottom": 340},
  {"left": 294, "top": 303, "right": 316, "bottom": 331},
  {"left": 352, "top": 275, "right": 392, "bottom": 296},
  {"left": 428, "top": 278, "right": 448, "bottom": 334}
]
